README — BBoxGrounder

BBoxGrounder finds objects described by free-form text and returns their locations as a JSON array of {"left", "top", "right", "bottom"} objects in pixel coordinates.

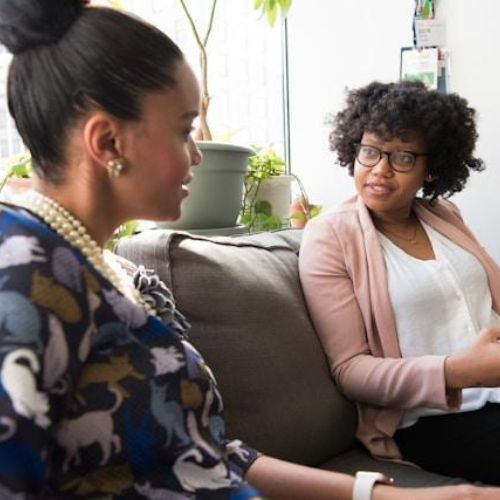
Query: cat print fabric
[{"left": 0, "top": 204, "right": 260, "bottom": 499}]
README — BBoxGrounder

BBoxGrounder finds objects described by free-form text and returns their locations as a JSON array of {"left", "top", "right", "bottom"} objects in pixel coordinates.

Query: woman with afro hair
[{"left": 300, "top": 80, "right": 500, "bottom": 484}]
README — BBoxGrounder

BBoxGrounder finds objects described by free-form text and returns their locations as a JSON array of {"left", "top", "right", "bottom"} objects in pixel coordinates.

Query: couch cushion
[{"left": 116, "top": 228, "right": 357, "bottom": 466}]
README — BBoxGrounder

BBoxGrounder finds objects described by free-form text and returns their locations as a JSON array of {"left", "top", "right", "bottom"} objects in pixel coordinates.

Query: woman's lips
[
  {"left": 183, "top": 172, "right": 193, "bottom": 185},
  {"left": 365, "top": 182, "right": 393, "bottom": 195},
  {"left": 181, "top": 173, "right": 193, "bottom": 194}
]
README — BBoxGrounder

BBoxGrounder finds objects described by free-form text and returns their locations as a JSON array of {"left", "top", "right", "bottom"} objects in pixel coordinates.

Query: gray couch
[{"left": 116, "top": 228, "right": 467, "bottom": 488}]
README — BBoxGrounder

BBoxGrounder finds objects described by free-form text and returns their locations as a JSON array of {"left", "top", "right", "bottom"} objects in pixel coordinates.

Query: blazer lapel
[{"left": 356, "top": 196, "right": 402, "bottom": 358}]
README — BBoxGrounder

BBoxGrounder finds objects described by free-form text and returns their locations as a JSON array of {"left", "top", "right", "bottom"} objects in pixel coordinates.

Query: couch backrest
[{"left": 116, "top": 228, "right": 357, "bottom": 466}]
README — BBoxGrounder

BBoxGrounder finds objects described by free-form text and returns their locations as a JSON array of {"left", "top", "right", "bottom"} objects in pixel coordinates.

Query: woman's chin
[
  {"left": 150, "top": 205, "right": 181, "bottom": 223},
  {"left": 160, "top": 213, "right": 181, "bottom": 223}
]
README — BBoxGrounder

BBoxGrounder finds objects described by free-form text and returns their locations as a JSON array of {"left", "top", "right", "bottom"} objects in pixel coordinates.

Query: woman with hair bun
[
  {"left": 1, "top": 1, "right": 500, "bottom": 498},
  {"left": 300, "top": 80, "right": 500, "bottom": 484}
]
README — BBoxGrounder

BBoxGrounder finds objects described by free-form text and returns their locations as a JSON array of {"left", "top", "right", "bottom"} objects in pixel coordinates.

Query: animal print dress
[{"left": 0, "top": 204, "right": 261, "bottom": 499}]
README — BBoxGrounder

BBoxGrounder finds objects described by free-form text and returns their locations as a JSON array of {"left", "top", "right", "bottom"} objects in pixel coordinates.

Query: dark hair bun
[{"left": 0, "top": 0, "right": 84, "bottom": 54}]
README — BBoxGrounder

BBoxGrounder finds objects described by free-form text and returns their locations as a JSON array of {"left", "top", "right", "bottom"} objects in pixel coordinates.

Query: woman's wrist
[
  {"left": 352, "top": 472, "right": 393, "bottom": 500},
  {"left": 444, "top": 354, "right": 468, "bottom": 390},
  {"left": 372, "top": 484, "right": 398, "bottom": 500}
]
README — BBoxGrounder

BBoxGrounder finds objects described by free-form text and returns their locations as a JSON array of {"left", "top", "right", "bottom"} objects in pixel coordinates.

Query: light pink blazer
[{"left": 299, "top": 195, "right": 500, "bottom": 459}]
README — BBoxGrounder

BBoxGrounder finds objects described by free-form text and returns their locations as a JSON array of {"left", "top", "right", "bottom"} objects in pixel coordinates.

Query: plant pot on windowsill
[
  {"left": 254, "top": 175, "right": 294, "bottom": 218},
  {"left": 240, "top": 146, "right": 293, "bottom": 232},
  {"left": 252, "top": 174, "right": 294, "bottom": 224},
  {"left": 157, "top": 141, "right": 252, "bottom": 230},
  {"left": 241, "top": 174, "right": 294, "bottom": 233}
]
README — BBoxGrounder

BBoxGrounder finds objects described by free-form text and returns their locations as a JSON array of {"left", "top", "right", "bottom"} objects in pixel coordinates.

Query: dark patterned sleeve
[
  {"left": 167, "top": 338, "right": 261, "bottom": 496},
  {"left": 106, "top": 254, "right": 263, "bottom": 496},
  {"left": 134, "top": 264, "right": 262, "bottom": 481},
  {"left": 0, "top": 229, "right": 98, "bottom": 496}
]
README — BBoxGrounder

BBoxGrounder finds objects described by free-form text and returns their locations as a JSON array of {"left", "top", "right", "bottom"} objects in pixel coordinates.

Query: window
[
  {"left": 0, "top": 48, "right": 24, "bottom": 167},
  {"left": 0, "top": 1, "right": 285, "bottom": 171}
]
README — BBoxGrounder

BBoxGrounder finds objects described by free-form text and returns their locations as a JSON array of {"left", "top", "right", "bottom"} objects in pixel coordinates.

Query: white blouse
[{"left": 378, "top": 221, "right": 500, "bottom": 429}]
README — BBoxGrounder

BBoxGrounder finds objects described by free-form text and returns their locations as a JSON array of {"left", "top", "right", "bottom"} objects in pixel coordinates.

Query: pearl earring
[{"left": 106, "top": 158, "right": 125, "bottom": 177}]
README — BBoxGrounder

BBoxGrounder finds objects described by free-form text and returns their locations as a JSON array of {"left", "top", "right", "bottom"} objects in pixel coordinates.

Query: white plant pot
[
  {"left": 158, "top": 141, "right": 252, "bottom": 230},
  {"left": 255, "top": 175, "right": 294, "bottom": 218}
]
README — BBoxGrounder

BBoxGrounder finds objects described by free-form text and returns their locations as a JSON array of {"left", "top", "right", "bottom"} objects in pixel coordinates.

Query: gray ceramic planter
[{"left": 158, "top": 141, "right": 252, "bottom": 230}]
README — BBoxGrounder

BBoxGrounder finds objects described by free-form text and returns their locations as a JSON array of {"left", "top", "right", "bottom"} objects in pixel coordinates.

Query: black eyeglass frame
[{"left": 353, "top": 143, "right": 429, "bottom": 173}]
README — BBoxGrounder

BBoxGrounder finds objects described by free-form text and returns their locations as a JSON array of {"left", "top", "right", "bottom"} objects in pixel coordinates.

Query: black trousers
[{"left": 394, "top": 402, "right": 500, "bottom": 485}]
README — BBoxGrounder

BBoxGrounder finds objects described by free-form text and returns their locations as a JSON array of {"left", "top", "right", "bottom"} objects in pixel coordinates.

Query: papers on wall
[
  {"left": 400, "top": 47, "right": 439, "bottom": 89},
  {"left": 415, "top": 19, "right": 446, "bottom": 48}
]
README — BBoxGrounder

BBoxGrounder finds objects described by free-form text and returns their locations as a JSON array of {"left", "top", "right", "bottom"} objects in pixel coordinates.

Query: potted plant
[
  {"left": 159, "top": 0, "right": 293, "bottom": 231},
  {"left": 240, "top": 145, "right": 321, "bottom": 232},
  {"left": 239, "top": 146, "right": 287, "bottom": 232}
]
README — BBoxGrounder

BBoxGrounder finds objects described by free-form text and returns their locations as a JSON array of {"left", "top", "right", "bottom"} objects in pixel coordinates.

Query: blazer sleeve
[{"left": 299, "top": 214, "right": 456, "bottom": 411}]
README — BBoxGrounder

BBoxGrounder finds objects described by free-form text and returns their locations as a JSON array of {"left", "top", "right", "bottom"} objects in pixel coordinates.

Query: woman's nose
[
  {"left": 189, "top": 137, "right": 203, "bottom": 166},
  {"left": 371, "top": 153, "right": 393, "bottom": 176}
]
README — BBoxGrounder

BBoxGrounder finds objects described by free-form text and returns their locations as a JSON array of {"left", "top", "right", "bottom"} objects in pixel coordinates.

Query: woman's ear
[{"left": 82, "top": 112, "right": 122, "bottom": 170}]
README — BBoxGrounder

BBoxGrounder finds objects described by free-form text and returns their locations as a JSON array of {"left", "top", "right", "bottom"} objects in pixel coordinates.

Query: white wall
[{"left": 287, "top": 0, "right": 500, "bottom": 260}]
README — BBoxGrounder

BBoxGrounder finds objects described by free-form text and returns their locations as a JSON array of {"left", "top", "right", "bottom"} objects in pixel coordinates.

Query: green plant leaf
[
  {"left": 246, "top": 146, "right": 285, "bottom": 181},
  {"left": 253, "top": 0, "right": 292, "bottom": 26},
  {"left": 265, "top": 2, "right": 278, "bottom": 26},
  {"left": 10, "top": 162, "right": 31, "bottom": 178},
  {"left": 4, "top": 152, "right": 32, "bottom": 176},
  {"left": 107, "top": 0, "right": 123, "bottom": 8},
  {"left": 290, "top": 212, "right": 307, "bottom": 221},
  {"left": 254, "top": 199, "right": 272, "bottom": 216},
  {"left": 0, "top": 152, "right": 32, "bottom": 194},
  {"left": 278, "top": 0, "right": 292, "bottom": 16},
  {"left": 309, "top": 205, "right": 322, "bottom": 218},
  {"left": 106, "top": 220, "right": 139, "bottom": 251},
  {"left": 252, "top": 212, "right": 283, "bottom": 231},
  {"left": 240, "top": 213, "right": 252, "bottom": 226}
]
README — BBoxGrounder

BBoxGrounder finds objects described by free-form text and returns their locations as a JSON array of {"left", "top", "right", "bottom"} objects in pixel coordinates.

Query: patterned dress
[{"left": 0, "top": 204, "right": 261, "bottom": 499}]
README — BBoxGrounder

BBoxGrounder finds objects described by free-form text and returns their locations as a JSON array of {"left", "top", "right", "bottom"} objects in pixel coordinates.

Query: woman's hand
[
  {"left": 375, "top": 484, "right": 500, "bottom": 500},
  {"left": 445, "top": 327, "right": 500, "bottom": 389}
]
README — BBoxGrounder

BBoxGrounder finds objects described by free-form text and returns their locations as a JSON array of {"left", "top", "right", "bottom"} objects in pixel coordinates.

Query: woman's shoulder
[
  {"left": 305, "top": 195, "right": 361, "bottom": 235},
  {"left": 416, "top": 197, "right": 459, "bottom": 211},
  {"left": 301, "top": 196, "right": 366, "bottom": 262},
  {"left": 0, "top": 202, "right": 79, "bottom": 251},
  {"left": 0, "top": 203, "right": 96, "bottom": 310},
  {"left": 415, "top": 197, "right": 464, "bottom": 222},
  {"left": 1, "top": 203, "right": 61, "bottom": 266}
]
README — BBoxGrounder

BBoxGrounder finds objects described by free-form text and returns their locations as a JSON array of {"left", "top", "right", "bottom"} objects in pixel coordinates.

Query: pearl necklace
[{"left": 15, "top": 191, "right": 153, "bottom": 314}]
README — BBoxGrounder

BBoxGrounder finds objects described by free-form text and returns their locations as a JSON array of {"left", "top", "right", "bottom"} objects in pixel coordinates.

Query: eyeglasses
[{"left": 354, "top": 143, "right": 428, "bottom": 173}]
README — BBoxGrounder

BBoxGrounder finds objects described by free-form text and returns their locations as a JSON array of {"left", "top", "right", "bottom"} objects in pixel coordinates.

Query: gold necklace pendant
[
  {"left": 13, "top": 191, "right": 153, "bottom": 314},
  {"left": 378, "top": 220, "right": 419, "bottom": 245}
]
